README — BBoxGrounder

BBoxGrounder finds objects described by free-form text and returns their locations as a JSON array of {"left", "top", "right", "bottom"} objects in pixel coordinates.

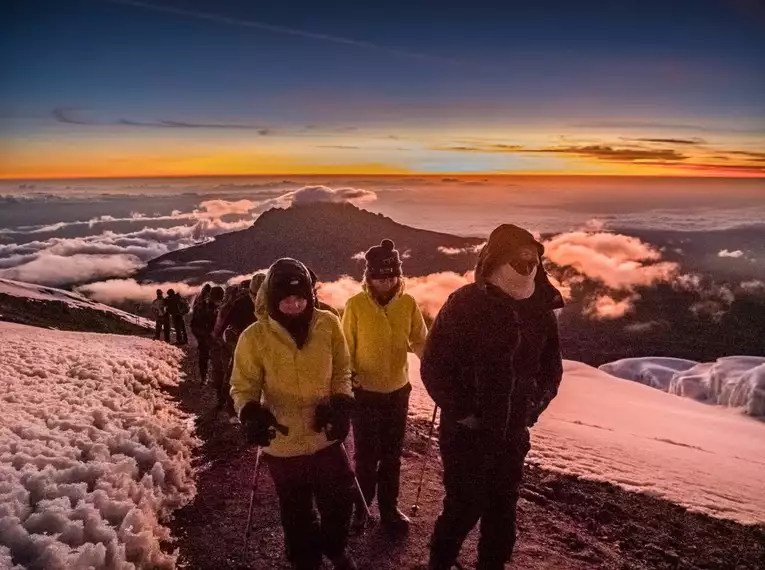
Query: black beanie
[
  {"left": 266, "top": 258, "right": 315, "bottom": 313},
  {"left": 364, "top": 239, "right": 403, "bottom": 280},
  {"left": 475, "top": 224, "right": 544, "bottom": 280}
]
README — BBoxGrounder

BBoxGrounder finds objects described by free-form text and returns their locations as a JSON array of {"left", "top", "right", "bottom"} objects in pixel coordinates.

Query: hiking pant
[
  {"left": 352, "top": 383, "right": 411, "bottom": 515},
  {"left": 429, "top": 425, "right": 530, "bottom": 570},
  {"left": 194, "top": 334, "right": 210, "bottom": 381},
  {"left": 210, "top": 341, "right": 229, "bottom": 409},
  {"left": 210, "top": 329, "right": 240, "bottom": 413},
  {"left": 266, "top": 443, "right": 355, "bottom": 569},
  {"left": 172, "top": 315, "right": 188, "bottom": 344},
  {"left": 154, "top": 316, "right": 170, "bottom": 342}
]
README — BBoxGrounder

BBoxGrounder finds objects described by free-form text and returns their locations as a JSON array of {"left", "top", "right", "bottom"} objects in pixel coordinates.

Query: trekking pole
[
  {"left": 241, "top": 445, "right": 264, "bottom": 564},
  {"left": 339, "top": 442, "right": 371, "bottom": 519},
  {"left": 411, "top": 405, "right": 439, "bottom": 516},
  {"left": 240, "top": 421, "right": 288, "bottom": 562}
]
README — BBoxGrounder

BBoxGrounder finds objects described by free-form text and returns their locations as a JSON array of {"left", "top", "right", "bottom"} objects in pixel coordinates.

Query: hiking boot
[
  {"left": 351, "top": 506, "right": 369, "bottom": 532},
  {"left": 329, "top": 552, "right": 358, "bottom": 570},
  {"left": 380, "top": 507, "right": 411, "bottom": 533}
]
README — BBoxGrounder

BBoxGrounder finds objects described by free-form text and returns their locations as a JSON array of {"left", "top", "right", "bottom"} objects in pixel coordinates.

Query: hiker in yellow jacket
[
  {"left": 230, "top": 258, "right": 358, "bottom": 570},
  {"left": 342, "top": 239, "right": 428, "bottom": 533}
]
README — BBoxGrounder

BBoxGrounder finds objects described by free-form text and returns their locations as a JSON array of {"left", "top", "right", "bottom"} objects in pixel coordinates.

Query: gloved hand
[
  {"left": 240, "top": 401, "right": 279, "bottom": 446},
  {"left": 456, "top": 414, "right": 481, "bottom": 430},
  {"left": 526, "top": 391, "right": 551, "bottom": 428},
  {"left": 314, "top": 394, "right": 354, "bottom": 441}
]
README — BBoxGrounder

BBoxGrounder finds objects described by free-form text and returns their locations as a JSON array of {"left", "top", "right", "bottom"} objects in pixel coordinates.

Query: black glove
[
  {"left": 526, "top": 390, "right": 552, "bottom": 428},
  {"left": 240, "top": 401, "right": 279, "bottom": 446},
  {"left": 313, "top": 394, "right": 354, "bottom": 441}
]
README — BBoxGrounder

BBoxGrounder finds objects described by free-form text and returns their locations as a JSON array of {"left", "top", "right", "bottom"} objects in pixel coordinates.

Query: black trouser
[
  {"left": 154, "top": 316, "right": 170, "bottom": 341},
  {"left": 194, "top": 333, "right": 210, "bottom": 381},
  {"left": 429, "top": 425, "right": 531, "bottom": 570},
  {"left": 266, "top": 443, "right": 355, "bottom": 569},
  {"left": 171, "top": 315, "right": 187, "bottom": 344},
  {"left": 352, "top": 383, "right": 411, "bottom": 514},
  {"left": 211, "top": 329, "right": 238, "bottom": 412}
]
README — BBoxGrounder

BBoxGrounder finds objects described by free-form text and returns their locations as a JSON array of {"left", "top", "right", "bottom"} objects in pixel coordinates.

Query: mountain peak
[{"left": 138, "top": 204, "right": 483, "bottom": 283}]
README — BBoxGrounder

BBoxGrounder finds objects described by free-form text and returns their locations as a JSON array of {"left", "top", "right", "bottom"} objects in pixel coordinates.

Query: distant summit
[{"left": 136, "top": 202, "right": 484, "bottom": 283}]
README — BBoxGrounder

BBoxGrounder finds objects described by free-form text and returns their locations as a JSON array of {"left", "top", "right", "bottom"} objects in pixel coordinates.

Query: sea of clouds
[{"left": 1, "top": 178, "right": 763, "bottom": 323}]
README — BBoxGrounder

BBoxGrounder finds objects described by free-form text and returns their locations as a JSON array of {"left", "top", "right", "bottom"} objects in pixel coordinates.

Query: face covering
[{"left": 488, "top": 262, "right": 538, "bottom": 300}]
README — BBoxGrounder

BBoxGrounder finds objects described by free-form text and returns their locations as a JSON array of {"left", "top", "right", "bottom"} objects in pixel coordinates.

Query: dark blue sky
[{"left": 1, "top": 0, "right": 763, "bottom": 177}]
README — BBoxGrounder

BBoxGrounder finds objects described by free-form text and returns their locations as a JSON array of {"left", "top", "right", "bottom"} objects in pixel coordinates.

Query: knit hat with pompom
[{"left": 364, "top": 239, "right": 402, "bottom": 280}]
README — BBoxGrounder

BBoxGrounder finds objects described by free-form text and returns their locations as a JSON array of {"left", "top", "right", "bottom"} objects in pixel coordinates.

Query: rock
[{"left": 519, "top": 488, "right": 549, "bottom": 506}]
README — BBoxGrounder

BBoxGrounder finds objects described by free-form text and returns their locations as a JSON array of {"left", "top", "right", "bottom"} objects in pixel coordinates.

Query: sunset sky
[{"left": 1, "top": 0, "right": 764, "bottom": 178}]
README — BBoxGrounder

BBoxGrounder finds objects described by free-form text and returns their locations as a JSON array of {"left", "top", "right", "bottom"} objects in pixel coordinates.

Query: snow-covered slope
[
  {"left": 600, "top": 356, "right": 765, "bottom": 416},
  {"left": 0, "top": 278, "right": 152, "bottom": 330},
  {"left": 0, "top": 322, "right": 197, "bottom": 569},
  {"left": 408, "top": 356, "right": 765, "bottom": 525}
]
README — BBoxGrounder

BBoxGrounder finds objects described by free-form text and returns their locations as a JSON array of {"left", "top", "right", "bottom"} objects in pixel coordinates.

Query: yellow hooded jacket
[
  {"left": 230, "top": 273, "right": 352, "bottom": 458},
  {"left": 342, "top": 283, "right": 428, "bottom": 394}
]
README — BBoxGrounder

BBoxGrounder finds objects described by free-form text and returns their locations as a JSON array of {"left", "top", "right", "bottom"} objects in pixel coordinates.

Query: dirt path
[{"left": 167, "top": 348, "right": 765, "bottom": 570}]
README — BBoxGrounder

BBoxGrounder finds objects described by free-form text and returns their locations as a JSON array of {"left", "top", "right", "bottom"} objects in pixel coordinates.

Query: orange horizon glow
[
  {"left": 2, "top": 134, "right": 763, "bottom": 180},
  {"left": 1, "top": 170, "right": 762, "bottom": 181}
]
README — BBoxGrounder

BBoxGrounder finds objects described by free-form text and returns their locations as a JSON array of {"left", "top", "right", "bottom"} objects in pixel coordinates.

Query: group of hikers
[
  {"left": 151, "top": 288, "right": 189, "bottom": 344},
  {"left": 159, "top": 223, "right": 565, "bottom": 570}
]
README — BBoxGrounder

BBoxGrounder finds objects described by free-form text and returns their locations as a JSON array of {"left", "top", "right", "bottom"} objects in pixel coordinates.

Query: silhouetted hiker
[
  {"left": 191, "top": 285, "right": 224, "bottom": 383},
  {"left": 152, "top": 289, "right": 170, "bottom": 342},
  {"left": 213, "top": 284, "right": 239, "bottom": 339},
  {"left": 422, "top": 224, "right": 564, "bottom": 570},
  {"left": 308, "top": 267, "right": 340, "bottom": 316},
  {"left": 211, "top": 275, "right": 265, "bottom": 417},
  {"left": 165, "top": 289, "right": 189, "bottom": 345},
  {"left": 231, "top": 258, "right": 357, "bottom": 570},
  {"left": 192, "top": 283, "right": 212, "bottom": 313},
  {"left": 342, "top": 239, "right": 428, "bottom": 533}
]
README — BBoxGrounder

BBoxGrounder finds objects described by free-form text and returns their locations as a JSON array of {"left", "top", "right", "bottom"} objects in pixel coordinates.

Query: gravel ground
[{"left": 166, "top": 347, "right": 765, "bottom": 570}]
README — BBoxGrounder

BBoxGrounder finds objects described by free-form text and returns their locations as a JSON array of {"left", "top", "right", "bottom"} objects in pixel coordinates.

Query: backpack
[
  {"left": 178, "top": 296, "right": 190, "bottom": 316},
  {"left": 191, "top": 299, "right": 215, "bottom": 334}
]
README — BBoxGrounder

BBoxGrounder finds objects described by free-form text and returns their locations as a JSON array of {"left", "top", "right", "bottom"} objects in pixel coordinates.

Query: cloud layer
[
  {"left": 0, "top": 187, "right": 376, "bottom": 286},
  {"left": 718, "top": 249, "right": 745, "bottom": 258},
  {"left": 543, "top": 231, "right": 678, "bottom": 290},
  {"left": 0, "top": 254, "right": 143, "bottom": 286}
]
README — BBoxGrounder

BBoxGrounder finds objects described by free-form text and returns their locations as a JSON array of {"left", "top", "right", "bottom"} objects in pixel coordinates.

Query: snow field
[
  {"left": 407, "top": 356, "right": 765, "bottom": 525},
  {"left": 0, "top": 323, "right": 198, "bottom": 570}
]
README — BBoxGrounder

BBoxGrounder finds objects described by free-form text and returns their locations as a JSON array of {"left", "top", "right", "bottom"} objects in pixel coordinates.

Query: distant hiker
[
  {"left": 192, "top": 283, "right": 212, "bottom": 313},
  {"left": 152, "top": 289, "right": 170, "bottom": 342},
  {"left": 422, "top": 224, "right": 564, "bottom": 570},
  {"left": 342, "top": 239, "right": 428, "bottom": 533},
  {"left": 231, "top": 258, "right": 358, "bottom": 570},
  {"left": 212, "top": 284, "right": 239, "bottom": 340},
  {"left": 308, "top": 268, "right": 340, "bottom": 316},
  {"left": 165, "top": 289, "right": 189, "bottom": 345},
  {"left": 212, "top": 275, "right": 265, "bottom": 416},
  {"left": 190, "top": 285, "right": 224, "bottom": 383}
]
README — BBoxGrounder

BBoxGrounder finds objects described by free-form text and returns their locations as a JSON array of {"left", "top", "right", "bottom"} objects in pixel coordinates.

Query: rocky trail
[{"left": 165, "top": 347, "right": 765, "bottom": 570}]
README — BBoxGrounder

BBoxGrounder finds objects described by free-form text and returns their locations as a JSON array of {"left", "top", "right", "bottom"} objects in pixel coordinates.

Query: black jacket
[
  {"left": 421, "top": 270, "right": 564, "bottom": 440},
  {"left": 191, "top": 299, "right": 218, "bottom": 336},
  {"left": 220, "top": 293, "right": 257, "bottom": 334},
  {"left": 164, "top": 294, "right": 183, "bottom": 316}
]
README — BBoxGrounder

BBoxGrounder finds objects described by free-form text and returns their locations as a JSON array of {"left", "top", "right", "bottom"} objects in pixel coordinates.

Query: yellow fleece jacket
[
  {"left": 230, "top": 280, "right": 352, "bottom": 457},
  {"left": 342, "top": 284, "right": 428, "bottom": 394}
]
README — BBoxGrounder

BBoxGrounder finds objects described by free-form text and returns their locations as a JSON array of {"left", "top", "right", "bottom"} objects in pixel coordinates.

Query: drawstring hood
[{"left": 257, "top": 258, "right": 316, "bottom": 349}]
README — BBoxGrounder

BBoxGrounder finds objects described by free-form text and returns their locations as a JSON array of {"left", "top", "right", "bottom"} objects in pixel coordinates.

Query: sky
[{"left": 1, "top": 0, "right": 764, "bottom": 178}]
